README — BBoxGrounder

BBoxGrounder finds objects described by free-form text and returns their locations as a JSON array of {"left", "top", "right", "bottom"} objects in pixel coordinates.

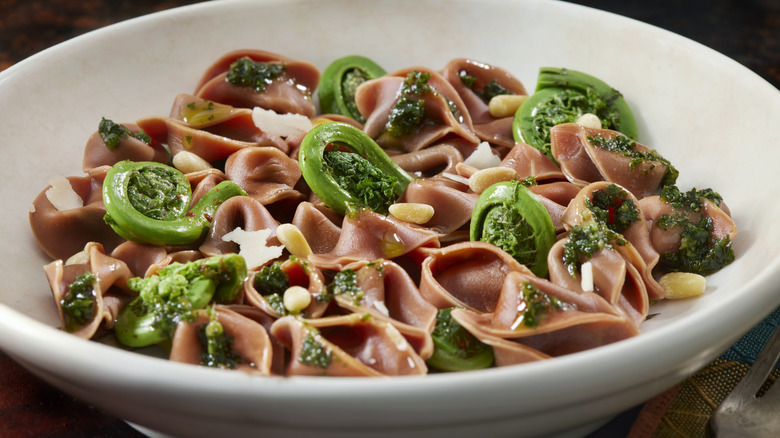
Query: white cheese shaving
[
  {"left": 580, "top": 261, "right": 594, "bottom": 292},
  {"left": 221, "top": 227, "right": 284, "bottom": 270},
  {"left": 252, "top": 107, "right": 312, "bottom": 137},
  {"left": 45, "top": 177, "right": 83, "bottom": 211},
  {"left": 463, "top": 141, "right": 501, "bottom": 169},
  {"left": 441, "top": 172, "right": 471, "bottom": 186}
]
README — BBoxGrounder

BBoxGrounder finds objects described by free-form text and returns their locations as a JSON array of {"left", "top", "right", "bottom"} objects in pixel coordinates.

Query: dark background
[{"left": 1, "top": 1, "right": 778, "bottom": 437}]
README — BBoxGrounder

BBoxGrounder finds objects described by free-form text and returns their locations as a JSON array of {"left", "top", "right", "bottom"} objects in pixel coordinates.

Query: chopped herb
[
  {"left": 226, "top": 56, "right": 286, "bottom": 92},
  {"left": 385, "top": 70, "right": 433, "bottom": 138},
  {"left": 299, "top": 329, "right": 331, "bottom": 369},
  {"left": 515, "top": 282, "right": 568, "bottom": 328},
  {"left": 519, "top": 176, "right": 538, "bottom": 187},
  {"left": 654, "top": 185, "right": 734, "bottom": 275},
  {"left": 98, "top": 117, "right": 151, "bottom": 151},
  {"left": 585, "top": 184, "right": 640, "bottom": 234},
  {"left": 458, "top": 70, "right": 514, "bottom": 103},
  {"left": 656, "top": 212, "right": 735, "bottom": 276},
  {"left": 61, "top": 271, "right": 97, "bottom": 331},
  {"left": 427, "top": 307, "right": 494, "bottom": 372},
  {"left": 198, "top": 308, "right": 245, "bottom": 369},
  {"left": 323, "top": 147, "right": 398, "bottom": 215},
  {"left": 254, "top": 261, "right": 289, "bottom": 296},
  {"left": 660, "top": 185, "right": 723, "bottom": 211},
  {"left": 481, "top": 80, "right": 513, "bottom": 102},
  {"left": 254, "top": 261, "right": 290, "bottom": 315},
  {"left": 386, "top": 94, "right": 427, "bottom": 138},
  {"left": 341, "top": 68, "right": 370, "bottom": 123},
  {"left": 481, "top": 203, "right": 538, "bottom": 268},
  {"left": 446, "top": 96, "right": 463, "bottom": 123},
  {"left": 323, "top": 269, "right": 365, "bottom": 304},
  {"left": 458, "top": 70, "right": 478, "bottom": 89},
  {"left": 587, "top": 134, "right": 679, "bottom": 188},
  {"left": 126, "top": 164, "right": 190, "bottom": 221},
  {"left": 563, "top": 221, "right": 627, "bottom": 277},
  {"left": 525, "top": 87, "right": 618, "bottom": 162},
  {"left": 402, "top": 70, "right": 433, "bottom": 95}
]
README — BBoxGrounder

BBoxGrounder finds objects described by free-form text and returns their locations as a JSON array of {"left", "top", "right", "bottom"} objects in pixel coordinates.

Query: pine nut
[
  {"left": 468, "top": 166, "right": 517, "bottom": 194},
  {"left": 172, "top": 151, "right": 212, "bottom": 174},
  {"left": 283, "top": 285, "right": 312, "bottom": 313},
  {"left": 276, "top": 223, "right": 313, "bottom": 257},
  {"left": 576, "top": 113, "right": 602, "bottom": 130},
  {"left": 659, "top": 272, "right": 706, "bottom": 299},
  {"left": 488, "top": 94, "right": 528, "bottom": 118},
  {"left": 389, "top": 203, "right": 435, "bottom": 224}
]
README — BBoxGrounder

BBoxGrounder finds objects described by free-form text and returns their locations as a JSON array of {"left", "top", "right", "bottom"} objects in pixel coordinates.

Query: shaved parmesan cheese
[
  {"left": 221, "top": 227, "right": 284, "bottom": 270},
  {"left": 441, "top": 172, "right": 470, "bottom": 186},
  {"left": 45, "top": 177, "right": 83, "bottom": 211},
  {"left": 463, "top": 141, "right": 501, "bottom": 169},
  {"left": 580, "top": 261, "right": 594, "bottom": 292},
  {"left": 252, "top": 107, "right": 312, "bottom": 137}
]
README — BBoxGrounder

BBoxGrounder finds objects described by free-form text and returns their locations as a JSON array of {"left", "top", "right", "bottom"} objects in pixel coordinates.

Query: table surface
[{"left": 2, "top": 1, "right": 778, "bottom": 437}]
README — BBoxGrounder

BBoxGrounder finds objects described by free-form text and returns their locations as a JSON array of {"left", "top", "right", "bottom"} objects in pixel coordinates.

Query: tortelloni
[{"left": 29, "top": 50, "right": 737, "bottom": 377}]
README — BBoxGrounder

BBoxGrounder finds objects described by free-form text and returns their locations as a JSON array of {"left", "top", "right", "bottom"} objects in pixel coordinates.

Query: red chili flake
[
  {"left": 185, "top": 212, "right": 195, "bottom": 217},
  {"left": 204, "top": 213, "right": 213, "bottom": 222},
  {"left": 608, "top": 207, "right": 616, "bottom": 223}
]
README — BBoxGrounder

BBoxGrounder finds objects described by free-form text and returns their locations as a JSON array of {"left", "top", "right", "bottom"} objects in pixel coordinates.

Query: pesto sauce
[
  {"left": 265, "top": 293, "right": 286, "bottom": 315},
  {"left": 457, "top": 70, "right": 514, "bottom": 104},
  {"left": 520, "top": 176, "right": 538, "bottom": 187},
  {"left": 254, "top": 261, "right": 290, "bottom": 315},
  {"left": 527, "top": 87, "right": 619, "bottom": 161},
  {"left": 341, "top": 68, "right": 369, "bottom": 123},
  {"left": 585, "top": 184, "right": 640, "bottom": 234},
  {"left": 655, "top": 188, "right": 735, "bottom": 275},
  {"left": 299, "top": 329, "right": 332, "bottom": 369},
  {"left": 481, "top": 203, "right": 537, "bottom": 267},
  {"left": 323, "top": 148, "right": 398, "bottom": 215},
  {"left": 198, "top": 314, "right": 245, "bottom": 369},
  {"left": 660, "top": 185, "right": 723, "bottom": 211},
  {"left": 98, "top": 117, "right": 151, "bottom": 151},
  {"left": 254, "top": 261, "right": 290, "bottom": 296},
  {"left": 226, "top": 57, "right": 286, "bottom": 92},
  {"left": 562, "top": 221, "right": 627, "bottom": 277},
  {"left": 126, "top": 165, "right": 190, "bottom": 221},
  {"left": 385, "top": 71, "right": 432, "bottom": 139},
  {"left": 386, "top": 94, "right": 427, "bottom": 138},
  {"left": 61, "top": 271, "right": 97, "bottom": 331},
  {"left": 431, "top": 308, "right": 492, "bottom": 360},
  {"left": 515, "top": 282, "right": 568, "bottom": 328},
  {"left": 587, "top": 134, "right": 679, "bottom": 188},
  {"left": 323, "top": 269, "right": 365, "bottom": 305}
]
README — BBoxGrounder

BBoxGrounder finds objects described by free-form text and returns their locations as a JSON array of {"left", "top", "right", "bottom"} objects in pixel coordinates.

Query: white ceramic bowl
[{"left": 2, "top": 1, "right": 780, "bottom": 437}]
